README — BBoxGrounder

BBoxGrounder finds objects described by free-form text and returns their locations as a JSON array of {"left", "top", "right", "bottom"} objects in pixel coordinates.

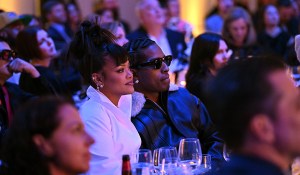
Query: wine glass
[
  {"left": 157, "top": 146, "right": 178, "bottom": 173},
  {"left": 223, "top": 144, "right": 232, "bottom": 162},
  {"left": 177, "top": 138, "right": 202, "bottom": 171},
  {"left": 132, "top": 149, "right": 153, "bottom": 175}
]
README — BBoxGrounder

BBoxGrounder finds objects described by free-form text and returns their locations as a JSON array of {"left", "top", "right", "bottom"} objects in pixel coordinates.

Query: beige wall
[{"left": 0, "top": 0, "right": 40, "bottom": 15}]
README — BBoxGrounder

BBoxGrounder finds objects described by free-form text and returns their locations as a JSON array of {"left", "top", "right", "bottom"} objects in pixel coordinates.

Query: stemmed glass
[
  {"left": 177, "top": 138, "right": 202, "bottom": 171},
  {"left": 132, "top": 149, "right": 153, "bottom": 175},
  {"left": 223, "top": 144, "right": 232, "bottom": 162},
  {"left": 157, "top": 146, "right": 178, "bottom": 174}
]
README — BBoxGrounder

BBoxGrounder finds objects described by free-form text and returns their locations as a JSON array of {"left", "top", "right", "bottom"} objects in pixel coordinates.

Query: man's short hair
[
  {"left": 42, "top": 0, "right": 64, "bottom": 22},
  {"left": 206, "top": 56, "right": 287, "bottom": 150}
]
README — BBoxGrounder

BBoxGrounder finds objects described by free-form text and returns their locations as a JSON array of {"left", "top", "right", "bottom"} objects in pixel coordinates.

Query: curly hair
[
  {"left": 123, "top": 37, "right": 155, "bottom": 68},
  {"left": 0, "top": 96, "right": 71, "bottom": 175}
]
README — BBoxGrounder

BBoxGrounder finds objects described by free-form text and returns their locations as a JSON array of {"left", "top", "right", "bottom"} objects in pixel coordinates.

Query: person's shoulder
[
  {"left": 206, "top": 14, "right": 222, "bottom": 22},
  {"left": 126, "top": 27, "right": 148, "bottom": 40}
]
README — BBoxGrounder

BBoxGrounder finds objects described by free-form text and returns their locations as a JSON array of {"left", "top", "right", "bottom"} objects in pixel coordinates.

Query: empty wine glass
[
  {"left": 195, "top": 154, "right": 212, "bottom": 174},
  {"left": 178, "top": 138, "right": 202, "bottom": 171},
  {"left": 223, "top": 144, "right": 232, "bottom": 162},
  {"left": 132, "top": 149, "right": 153, "bottom": 175},
  {"left": 157, "top": 146, "right": 178, "bottom": 174}
]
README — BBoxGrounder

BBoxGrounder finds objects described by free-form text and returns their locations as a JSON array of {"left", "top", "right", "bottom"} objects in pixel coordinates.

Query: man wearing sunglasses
[
  {"left": 0, "top": 39, "right": 43, "bottom": 151},
  {"left": 125, "top": 38, "right": 224, "bottom": 170}
]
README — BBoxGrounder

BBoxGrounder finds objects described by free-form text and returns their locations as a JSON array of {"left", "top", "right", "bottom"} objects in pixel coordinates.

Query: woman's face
[
  {"left": 264, "top": 5, "right": 279, "bottom": 27},
  {"left": 134, "top": 44, "right": 170, "bottom": 93},
  {"left": 115, "top": 26, "right": 128, "bottom": 46},
  {"left": 228, "top": 18, "right": 248, "bottom": 46},
  {"left": 98, "top": 59, "right": 134, "bottom": 98},
  {"left": 100, "top": 10, "right": 114, "bottom": 23},
  {"left": 36, "top": 30, "right": 57, "bottom": 59},
  {"left": 213, "top": 40, "right": 230, "bottom": 71},
  {"left": 67, "top": 4, "right": 80, "bottom": 23},
  {"left": 46, "top": 104, "right": 94, "bottom": 174}
]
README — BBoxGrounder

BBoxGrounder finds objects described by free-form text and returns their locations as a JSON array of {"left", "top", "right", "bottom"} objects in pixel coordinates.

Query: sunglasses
[
  {"left": 0, "top": 50, "right": 16, "bottom": 61},
  {"left": 134, "top": 55, "right": 172, "bottom": 69}
]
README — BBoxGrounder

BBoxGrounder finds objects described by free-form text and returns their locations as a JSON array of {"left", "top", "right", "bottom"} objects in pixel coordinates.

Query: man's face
[
  {"left": 269, "top": 70, "right": 300, "bottom": 158},
  {"left": 49, "top": 4, "right": 67, "bottom": 23},
  {"left": 139, "top": 0, "right": 165, "bottom": 26},
  {"left": 0, "top": 42, "right": 13, "bottom": 81}
]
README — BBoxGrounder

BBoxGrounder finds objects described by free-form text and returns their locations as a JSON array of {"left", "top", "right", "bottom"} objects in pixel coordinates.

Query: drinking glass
[
  {"left": 132, "top": 149, "right": 153, "bottom": 175},
  {"left": 223, "top": 144, "right": 232, "bottom": 162},
  {"left": 157, "top": 146, "right": 178, "bottom": 174},
  {"left": 195, "top": 154, "right": 212, "bottom": 174},
  {"left": 178, "top": 138, "right": 202, "bottom": 171}
]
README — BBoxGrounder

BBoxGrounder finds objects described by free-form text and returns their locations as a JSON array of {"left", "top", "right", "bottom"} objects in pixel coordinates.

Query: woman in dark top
[
  {"left": 256, "top": 4, "right": 294, "bottom": 58},
  {"left": 186, "top": 33, "right": 230, "bottom": 105},
  {"left": 222, "top": 7, "right": 261, "bottom": 61},
  {"left": 16, "top": 27, "right": 72, "bottom": 99}
]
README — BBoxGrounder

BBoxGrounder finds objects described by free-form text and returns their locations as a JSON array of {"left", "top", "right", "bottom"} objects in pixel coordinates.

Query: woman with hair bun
[{"left": 68, "top": 21, "right": 141, "bottom": 175}]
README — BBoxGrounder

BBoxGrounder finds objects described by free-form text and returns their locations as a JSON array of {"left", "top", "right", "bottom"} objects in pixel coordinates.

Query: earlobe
[
  {"left": 32, "top": 134, "right": 54, "bottom": 157},
  {"left": 250, "top": 114, "right": 275, "bottom": 143}
]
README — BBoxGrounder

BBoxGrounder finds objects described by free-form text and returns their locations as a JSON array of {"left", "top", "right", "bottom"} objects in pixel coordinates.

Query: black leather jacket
[{"left": 131, "top": 85, "right": 224, "bottom": 168}]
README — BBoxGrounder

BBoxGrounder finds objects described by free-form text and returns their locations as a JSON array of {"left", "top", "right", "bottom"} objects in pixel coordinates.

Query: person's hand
[{"left": 7, "top": 58, "right": 40, "bottom": 78}]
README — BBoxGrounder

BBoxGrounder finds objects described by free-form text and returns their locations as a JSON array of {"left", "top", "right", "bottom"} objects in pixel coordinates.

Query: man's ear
[
  {"left": 32, "top": 134, "right": 54, "bottom": 157},
  {"left": 249, "top": 114, "right": 275, "bottom": 143}
]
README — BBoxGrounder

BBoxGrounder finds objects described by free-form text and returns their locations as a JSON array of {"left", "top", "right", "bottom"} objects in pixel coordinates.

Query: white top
[{"left": 80, "top": 86, "right": 141, "bottom": 175}]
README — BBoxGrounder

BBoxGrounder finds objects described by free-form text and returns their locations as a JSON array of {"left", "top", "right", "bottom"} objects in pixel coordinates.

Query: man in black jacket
[{"left": 124, "top": 38, "right": 224, "bottom": 170}]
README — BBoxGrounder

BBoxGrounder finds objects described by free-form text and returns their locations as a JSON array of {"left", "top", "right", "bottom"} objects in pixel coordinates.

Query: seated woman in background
[
  {"left": 15, "top": 27, "right": 73, "bottom": 100},
  {"left": 222, "top": 7, "right": 261, "bottom": 61},
  {"left": 0, "top": 96, "right": 94, "bottom": 175},
  {"left": 256, "top": 4, "right": 294, "bottom": 59},
  {"left": 100, "top": 22, "right": 128, "bottom": 46},
  {"left": 186, "top": 33, "right": 231, "bottom": 106},
  {"left": 68, "top": 21, "right": 141, "bottom": 175}
]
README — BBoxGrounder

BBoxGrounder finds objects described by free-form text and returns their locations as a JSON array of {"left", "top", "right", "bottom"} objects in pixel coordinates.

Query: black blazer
[
  {"left": 47, "top": 24, "right": 73, "bottom": 51},
  {"left": 127, "top": 26, "right": 187, "bottom": 59}
]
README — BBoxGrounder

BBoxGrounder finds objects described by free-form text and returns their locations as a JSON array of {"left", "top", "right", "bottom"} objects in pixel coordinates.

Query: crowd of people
[{"left": 0, "top": 0, "right": 300, "bottom": 175}]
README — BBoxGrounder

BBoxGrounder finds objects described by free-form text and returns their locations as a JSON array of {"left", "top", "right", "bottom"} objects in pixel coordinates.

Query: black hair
[
  {"left": 68, "top": 20, "right": 128, "bottom": 87},
  {"left": 123, "top": 38, "right": 156, "bottom": 68},
  {"left": 186, "top": 33, "right": 223, "bottom": 82},
  {"left": 0, "top": 96, "right": 71, "bottom": 175},
  {"left": 42, "top": 0, "right": 64, "bottom": 23},
  {"left": 15, "top": 26, "right": 42, "bottom": 61},
  {"left": 206, "top": 56, "right": 287, "bottom": 150}
]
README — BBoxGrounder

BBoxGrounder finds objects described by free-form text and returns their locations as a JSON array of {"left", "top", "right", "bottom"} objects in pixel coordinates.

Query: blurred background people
[
  {"left": 68, "top": 21, "right": 140, "bottom": 175},
  {"left": 94, "top": 0, "right": 131, "bottom": 33},
  {"left": 42, "top": 0, "right": 73, "bottom": 52},
  {"left": 164, "top": 0, "right": 193, "bottom": 42},
  {"left": 66, "top": 2, "right": 82, "bottom": 34},
  {"left": 205, "top": 0, "right": 234, "bottom": 34},
  {"left": 0, "top": 12, "right": 30, "bottom": 50},
  {"left": 222, "top": 7, "right": 260, "bottom": 61},
  {"left": 257, "top": 4, "right": 294, "bottom": 59},
  {"left": 0, "top": 96, "right": 94, "bottom": 175},
  {"left": 185, "top": 33, "right": 230, "bottom": 107},
  {"left": 100, "top": 21, "right": 128, "bottom": 46}
]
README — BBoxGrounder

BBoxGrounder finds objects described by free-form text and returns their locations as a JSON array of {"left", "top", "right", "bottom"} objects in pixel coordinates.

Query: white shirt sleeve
[{"left": 81, "top": 104, "right": 121, "bottom": 175}]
